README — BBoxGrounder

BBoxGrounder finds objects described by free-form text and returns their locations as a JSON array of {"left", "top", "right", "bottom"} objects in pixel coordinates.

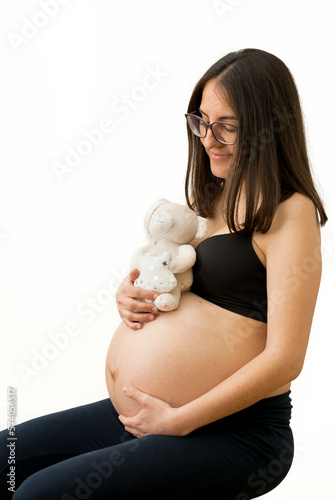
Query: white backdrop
[{"left": 1, "top": 1, "right": 333, "bottom": 498}]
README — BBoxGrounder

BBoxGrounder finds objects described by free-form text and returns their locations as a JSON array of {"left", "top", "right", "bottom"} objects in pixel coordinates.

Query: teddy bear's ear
[
  {"left": 144, "top": 198, "right": 169, "bottom": 244},
  {"left": 195, "top": 216, "right": 207, "bottom": 239}
]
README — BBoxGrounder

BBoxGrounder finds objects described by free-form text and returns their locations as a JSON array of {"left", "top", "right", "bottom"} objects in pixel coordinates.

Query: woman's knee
[{"left": 13, "top": 475, "right": 38, "bottom": 500}]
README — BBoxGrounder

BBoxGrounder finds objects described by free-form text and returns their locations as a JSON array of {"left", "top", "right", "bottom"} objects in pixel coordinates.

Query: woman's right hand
[{"left": 116, "top": 269, "right": 159, "bottom": 330}]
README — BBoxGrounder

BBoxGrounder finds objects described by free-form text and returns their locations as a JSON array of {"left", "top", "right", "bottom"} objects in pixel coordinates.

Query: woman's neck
[{"left": 212, "top": 184, "right": 247, "bottom": 228}]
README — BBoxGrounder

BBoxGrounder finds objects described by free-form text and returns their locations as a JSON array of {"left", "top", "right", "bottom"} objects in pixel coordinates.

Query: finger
[
  {"left": 127, "top": 268, "right": 140, "bottom": 284},
  {"left": 118, "top": 414, "right": 132, "bottom": 426},
  {"left": 118, "top": 296, "right": 158, "bottom": 316},
  {"left": 130, "top": 286, "right": 159, "bottom": 303},
  {"left": 122, "top": 386, "right": 148, "bottom": 404},
  {"left": 118, "top": 417, "right": 141, "bottom": 437},
  {"left": 125, "top": 270, "right": 160, "bottom": 303},
  {"left": 127, "top": 299, "right": 159, "bottom": 314},
  {"left": 122, "top": 317, "right": 143, "bottom": 330},
  {"left": 121, "top": 310, "right": 159, "bottom": 330},
  {"left": 125, "top": 427, "right": 142, "bottom": 438},
  {"left": 116, "top": 285, "right": 159, "bottom": 311},
  {"left": 118, "top": 414, "right": 142, "bottom": 433},
  {"left": 123, "top": 309, "right": 158, "bottom": 323}
]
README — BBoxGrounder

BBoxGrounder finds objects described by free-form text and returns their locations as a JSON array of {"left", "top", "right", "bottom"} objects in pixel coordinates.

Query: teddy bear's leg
[{"left": 154, "top": 285, "right": 181, "bottom": 312}]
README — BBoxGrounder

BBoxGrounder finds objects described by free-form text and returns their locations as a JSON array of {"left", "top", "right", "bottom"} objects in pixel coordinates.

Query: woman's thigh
[
  {"left": 12, "top": 422, "right": 293, "bottom": 500},
  {"left": 0, "top": 398, "right": 134, "bottom": 498}
]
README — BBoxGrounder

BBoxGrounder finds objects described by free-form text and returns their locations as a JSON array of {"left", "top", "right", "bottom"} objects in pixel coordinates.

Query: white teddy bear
[
  {"left": 135, "top": 252, "right": 177, "bottom": 294},
  {"left": 131, "top": 199, "right": 207, "bottom": 311}
]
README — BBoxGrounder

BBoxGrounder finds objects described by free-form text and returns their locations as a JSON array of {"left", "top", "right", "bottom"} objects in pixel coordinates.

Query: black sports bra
[{"left": 191, "top": 233, "right": 267, "bottom": 323}]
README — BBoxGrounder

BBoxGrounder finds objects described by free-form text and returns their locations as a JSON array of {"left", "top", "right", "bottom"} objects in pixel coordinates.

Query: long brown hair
[{"left": 185, "top": 48, "right": 328, "bottom": 233}]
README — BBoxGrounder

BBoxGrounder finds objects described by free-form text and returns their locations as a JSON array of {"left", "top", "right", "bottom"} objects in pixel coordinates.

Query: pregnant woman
[{"left": 0, "top": 48, "right": 328, "bottom": 499}]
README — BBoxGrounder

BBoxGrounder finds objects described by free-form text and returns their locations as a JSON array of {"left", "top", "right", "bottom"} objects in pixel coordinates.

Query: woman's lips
[{"left": 210, "top": 152, "right": 232, "bottom": 160}]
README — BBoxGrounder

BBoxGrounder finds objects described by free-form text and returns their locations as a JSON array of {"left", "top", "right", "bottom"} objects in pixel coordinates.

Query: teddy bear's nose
[{"left": 153, "top": 212, "right": 174, "bottom": 232}]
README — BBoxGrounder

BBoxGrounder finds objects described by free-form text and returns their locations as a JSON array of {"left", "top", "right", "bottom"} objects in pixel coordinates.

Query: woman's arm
[
  {"left": 176, "top": 193, "right": 322, "bottom": 434},
  {"left": 119, "top": 193, "right": 322, "bottom": 436}
]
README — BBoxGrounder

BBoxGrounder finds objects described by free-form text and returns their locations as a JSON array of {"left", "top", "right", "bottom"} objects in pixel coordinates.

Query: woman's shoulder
[
  {"left": 255, "top": 192, "right": 320, "bottom": 252},
  {"left": 279, "top": 191, "right": 316, "bottom": 214},
  {"left": 272, "top": 192, "right": 319, "bottom": 232}
]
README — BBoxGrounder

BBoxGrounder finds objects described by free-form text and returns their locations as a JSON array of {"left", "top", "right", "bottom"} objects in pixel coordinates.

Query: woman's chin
[{"left": 210, "top": 163, "right": 231, "bottom": 179}]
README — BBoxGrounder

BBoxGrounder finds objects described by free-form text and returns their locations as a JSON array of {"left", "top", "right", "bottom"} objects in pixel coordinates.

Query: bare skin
[
  {"left": 105, "top": 80, "right": 322, "bottom": 438},
  {"left": 106, "top": 204, "right": 287, "bottom": 417}
]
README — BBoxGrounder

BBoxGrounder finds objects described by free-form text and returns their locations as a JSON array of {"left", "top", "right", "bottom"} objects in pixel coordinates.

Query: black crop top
[{"left": 191, "top": 233, "right": 268, "bottom": 323}]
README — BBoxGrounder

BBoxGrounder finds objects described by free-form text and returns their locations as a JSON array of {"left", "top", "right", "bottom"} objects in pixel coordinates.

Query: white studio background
[{"left": 0, "top": 1, "right": 333, "bottom": 499}]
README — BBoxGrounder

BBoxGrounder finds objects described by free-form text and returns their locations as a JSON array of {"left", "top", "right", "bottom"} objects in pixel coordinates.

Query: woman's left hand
[{"left": 118, "top": 386, "right": 184, "bottom": 438}]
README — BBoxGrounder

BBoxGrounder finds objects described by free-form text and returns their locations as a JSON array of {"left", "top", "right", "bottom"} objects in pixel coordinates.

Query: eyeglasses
[{"left": 185, "top": 112, "right": 238, "bottom": 145}]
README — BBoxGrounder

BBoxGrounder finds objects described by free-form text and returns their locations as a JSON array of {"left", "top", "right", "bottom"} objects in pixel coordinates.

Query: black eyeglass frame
[{"left": 185, "top": 112, "right": 239, "bottom": 145}]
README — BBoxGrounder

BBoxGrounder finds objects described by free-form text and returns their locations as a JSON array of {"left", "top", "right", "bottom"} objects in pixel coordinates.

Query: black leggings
[{"left": 0, "top": 393, "right": 294, "bottom": 499}]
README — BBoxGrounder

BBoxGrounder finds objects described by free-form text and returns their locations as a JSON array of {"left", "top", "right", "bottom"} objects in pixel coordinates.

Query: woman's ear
[{"left": 195, "top": 216, "right": 207, "bottom": 239}]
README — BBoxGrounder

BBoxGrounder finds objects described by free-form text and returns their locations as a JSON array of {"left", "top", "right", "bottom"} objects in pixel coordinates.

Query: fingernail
[
  {"left": 153, "top": 294, "right": 159, "bottom": 300},
  {"left": 123, "top": 386, "right": 129, "bottom": 393},
  {"left": 148, "top": 315, "right": 155, "bottom": 321},
  {"left": 152, "top": 307, "right": 158, "bottom": 313}
]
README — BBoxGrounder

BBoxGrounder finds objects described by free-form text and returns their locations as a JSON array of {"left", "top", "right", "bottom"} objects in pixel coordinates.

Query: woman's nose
[{"left": 201, "top": 128, "right": 222, "bottom": 149}]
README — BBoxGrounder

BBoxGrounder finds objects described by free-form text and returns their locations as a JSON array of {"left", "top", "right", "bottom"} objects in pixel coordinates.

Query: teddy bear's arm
[{"left": 169, "top": 244, "right": 197, "bottom": 274}]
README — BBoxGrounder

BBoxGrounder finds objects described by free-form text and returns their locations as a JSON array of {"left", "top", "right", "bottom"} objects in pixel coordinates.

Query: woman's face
[{"left": 199, "top": 79, "right": 238, "bottom": 179}]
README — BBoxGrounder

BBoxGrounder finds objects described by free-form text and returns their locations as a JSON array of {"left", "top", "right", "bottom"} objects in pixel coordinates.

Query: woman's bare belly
[{"left": 105, "top": 292, "right": 290, "bottom": 416}]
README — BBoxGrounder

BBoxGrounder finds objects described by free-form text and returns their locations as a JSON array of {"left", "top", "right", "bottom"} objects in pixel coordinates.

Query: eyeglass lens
[{"left": 187, "top": 115, "right": 237, "bottom": 145}]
